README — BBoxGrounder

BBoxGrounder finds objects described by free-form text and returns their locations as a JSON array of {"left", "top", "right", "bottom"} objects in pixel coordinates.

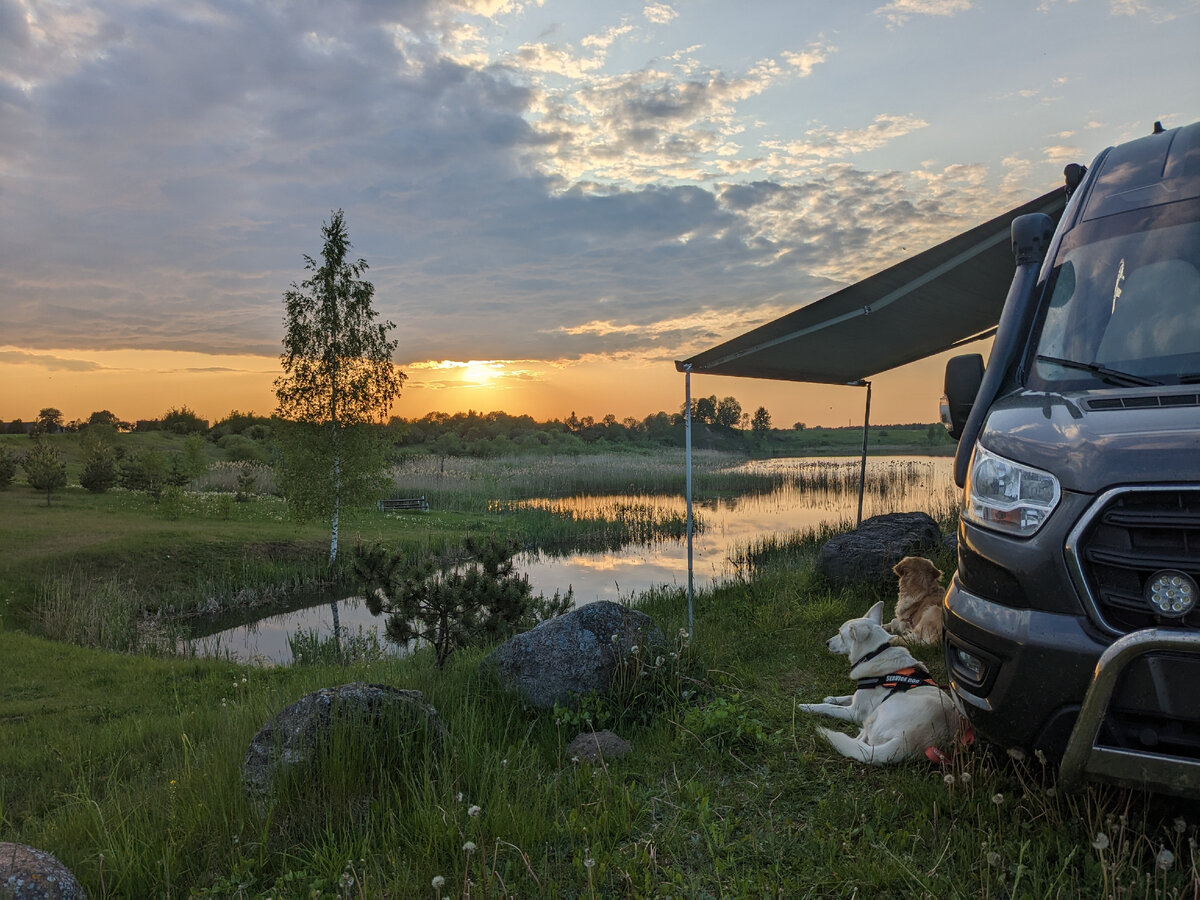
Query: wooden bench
[{"left": 377, "top": 496, "right": 430, "bottom": 513}]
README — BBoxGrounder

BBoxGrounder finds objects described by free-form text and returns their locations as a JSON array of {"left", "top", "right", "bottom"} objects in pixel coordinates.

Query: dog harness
[
  {"left": 856, "top": 666, "right": 940, "bottom": 696},
  {"left": 850, "top": 642, "right": 940, "bottom": 701}
]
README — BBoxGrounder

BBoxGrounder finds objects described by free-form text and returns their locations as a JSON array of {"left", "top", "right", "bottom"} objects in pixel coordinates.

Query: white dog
[{"left": 799, "top": 601, "right": 964, "bottom": 764}]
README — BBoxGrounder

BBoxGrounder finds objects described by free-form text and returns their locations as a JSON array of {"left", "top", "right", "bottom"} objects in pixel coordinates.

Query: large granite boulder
[
  {"left": 817, "top": 512, "right": 943, "bottom": 588},
  {"left": 242, "top": 683, "right": 446, "bottom": 811},
  {"left": 0, "top": 843, "right": 86, "bottom": 899},
  {"left": 481, "top": 600, "right": 664, "bottom": 708}
]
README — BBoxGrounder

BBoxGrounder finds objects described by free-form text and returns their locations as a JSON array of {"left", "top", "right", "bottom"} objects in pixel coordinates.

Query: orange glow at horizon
[{"left": 0, "top": 343, "right": 984, "bottom": 428}]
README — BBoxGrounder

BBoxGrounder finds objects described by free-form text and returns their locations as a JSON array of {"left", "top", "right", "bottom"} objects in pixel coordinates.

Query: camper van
[{"left": 939, "top": 121, "right": 1200, "bottom": 797}]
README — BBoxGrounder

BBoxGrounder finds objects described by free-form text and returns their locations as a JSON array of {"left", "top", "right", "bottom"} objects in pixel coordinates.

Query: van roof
[{"left": 1082, "top": 120, "right": 1200, "bottom": 221}]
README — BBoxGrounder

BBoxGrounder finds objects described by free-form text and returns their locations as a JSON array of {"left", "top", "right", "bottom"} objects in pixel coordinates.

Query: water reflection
[{"left": 190, "top": 456, "right": 955, "bottom": 664}]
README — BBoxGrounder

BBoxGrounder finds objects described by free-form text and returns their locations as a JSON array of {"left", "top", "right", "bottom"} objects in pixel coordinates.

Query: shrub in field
[
  {"left": 120, "top": 448, "right": 169, "bottom": 496},
  {"left": 353, "top": 534, "right": 571, "bottom": 668},
  {"left": 0, "top": 446, "right": 17, "bottom": 489},
  {"left": 79, "top": 443, "right": 119, "bottom": 493},
  {"left": 22, "top": 438, "right": 67, "bottom": 505}
]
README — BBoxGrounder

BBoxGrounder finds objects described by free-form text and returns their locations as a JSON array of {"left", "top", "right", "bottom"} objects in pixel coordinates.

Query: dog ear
[
  {"left": 892, "top": 557, "right": 909, "bottom": 576},
  {"left": 849, "top": 621, "right": 874, "bottom": 644},
  {"left": 865, "top": 601, "right": 884, "bottom": 624}
]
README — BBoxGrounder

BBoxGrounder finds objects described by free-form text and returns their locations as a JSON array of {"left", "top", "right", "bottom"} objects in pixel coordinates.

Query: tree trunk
[{"left": 328, "top": 441, "right": 342, "bottom": 655}]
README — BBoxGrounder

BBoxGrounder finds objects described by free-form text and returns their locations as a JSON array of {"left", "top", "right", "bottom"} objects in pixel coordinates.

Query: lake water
[{"left": 187, "top": 456, "right": 957, "bottom": 664}]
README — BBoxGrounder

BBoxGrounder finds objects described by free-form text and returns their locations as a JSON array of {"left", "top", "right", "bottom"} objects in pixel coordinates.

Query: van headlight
[{"left": 963, "top": 444, "right": 1061, "bottom": 537}]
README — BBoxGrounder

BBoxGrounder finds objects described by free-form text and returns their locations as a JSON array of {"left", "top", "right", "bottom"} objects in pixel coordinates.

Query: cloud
[
  {"left": 0, "top": 348, "right": 110, "bottom": 372},
  {"left": 643, "top": 3, "right": 678, "bottom": 25},
  {"left": 875, "top": 0, "right": 972, "bottom": 27}
]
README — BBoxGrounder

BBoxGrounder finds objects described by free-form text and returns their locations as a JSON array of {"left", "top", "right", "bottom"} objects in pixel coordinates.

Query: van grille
[{"left": 1074, "top": 488, "right": 1200, "bottom": 634}]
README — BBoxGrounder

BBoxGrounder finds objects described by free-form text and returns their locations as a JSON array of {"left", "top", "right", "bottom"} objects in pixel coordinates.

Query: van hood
[{"left": 979, "top": 389, "right": 1200, "bottom": 493}]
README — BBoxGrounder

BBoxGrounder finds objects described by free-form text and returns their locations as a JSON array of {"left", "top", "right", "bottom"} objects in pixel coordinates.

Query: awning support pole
[
  {"left": 857, "top": 380, "right": 872, "bottom": 528},
  {"left": 684, "top": 365, "right": 695, "bottom": 634}
]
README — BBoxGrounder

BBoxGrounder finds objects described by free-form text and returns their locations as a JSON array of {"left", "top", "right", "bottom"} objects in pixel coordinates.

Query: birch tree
[{"left": 274, "top": 210, "right": 405, "bottom": 594}]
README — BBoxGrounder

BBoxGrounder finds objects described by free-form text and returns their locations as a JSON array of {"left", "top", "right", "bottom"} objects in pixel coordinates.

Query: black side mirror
[{"left": 941, "top": 354, "right": 985, "bottom": 440}]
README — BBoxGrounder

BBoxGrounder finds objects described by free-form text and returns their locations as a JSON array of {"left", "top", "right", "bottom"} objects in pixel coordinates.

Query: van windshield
[{"left": 1029, "top": 202, "right": 1200, "bottom": 389}]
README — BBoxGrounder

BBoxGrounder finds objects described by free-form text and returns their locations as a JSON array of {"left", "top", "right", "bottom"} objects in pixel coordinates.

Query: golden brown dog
[{"left": 884, "top": 556, "right": 945, "bottom": 645}]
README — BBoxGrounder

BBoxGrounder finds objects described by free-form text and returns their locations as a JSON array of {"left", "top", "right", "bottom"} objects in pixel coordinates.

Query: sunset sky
[{"left": 2, "top": 0, "right": 1197, "bottom": 428}]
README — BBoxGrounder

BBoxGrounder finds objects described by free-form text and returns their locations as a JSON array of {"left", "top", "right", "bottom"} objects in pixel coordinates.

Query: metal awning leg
[
  {"left": 857, "top": 380, "right": 872, "bottom": 528},
  {"left": 684, "top": 365, "right": 694, "bottom": 633}
]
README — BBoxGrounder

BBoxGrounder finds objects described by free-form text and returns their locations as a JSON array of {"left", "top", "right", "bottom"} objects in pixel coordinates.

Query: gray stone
[
  {"left": 567, "top": 730, "right": 632, "bottom": 763},
  {"left": 481, "top": 600, "right": 664, "bottom": 708},
  {"left": 817, "top": 512, "right": 943, "bottom": 588},
  {"left": 0, "top": 843, "right": 86, "bottom": 900},
  {"left": 242, "top": 682, "right": 446, "bottom": 809}
]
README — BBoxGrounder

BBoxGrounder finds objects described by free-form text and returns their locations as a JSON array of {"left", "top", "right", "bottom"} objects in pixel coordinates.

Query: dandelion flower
[
  {"left": 986, "top": 852, "right": 1001, "bottom": 867},
  {"left": 1156, "top": 848, "right": 1175, "bottom": 871},
  {"left": 991, "top": 793, "right": 1004, "bottom": 806},
  {"left": 630, "top": 645, "right": 639, "bottom": 654},
  {"left": 431, "top": 875, "right": 445, "bottom": 889},
  {"left": 655, "top": 656, "right": 664, "bottom": 666},
  {"left": 1091, "top": 832, "right": 1110, "bottom": 851},
  {"left": 1174, "top": 816, "right": 1187, "bottom": 834},
  {"left": 943, "top": 773, "right": 956, "bottom": 786},
  {"left": 584, "top": 857, "right": 595, "bottom": 869},
  {"left": 571, "top": 756, "right": 580, "bottom": 765},
  {"left": 1035, "top": 748, "right": 1047, "bottom": 764},
  {"left": 467, "top": 805, "right": 481, "bottom": 818},
  {"left": 959, "top": 771, "right": 971, "bottom": 784},
  {"left": 456, "top": 792, "right": 463, "bottom": 803},
  {"left": 1006, "top": 747, "right": 1026, "bottom": 762},
  {"left": 462, "top": 841, "right": 476, "bottom": 853},
  {"left": 501, "top": 758, "right": 508, "bottom": 768}
]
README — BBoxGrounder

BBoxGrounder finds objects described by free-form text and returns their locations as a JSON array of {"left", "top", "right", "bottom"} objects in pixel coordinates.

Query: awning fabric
[{"left": 675, "top": 188, "right": 1067, "bottom": 385}]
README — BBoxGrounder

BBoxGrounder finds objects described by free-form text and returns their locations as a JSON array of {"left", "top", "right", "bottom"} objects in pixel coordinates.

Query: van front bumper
[{"left": 945, "top": 578, "right": 1200, "bottom": 798}]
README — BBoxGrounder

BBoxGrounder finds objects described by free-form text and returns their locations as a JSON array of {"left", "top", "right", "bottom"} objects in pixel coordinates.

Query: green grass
[
  {"left": 2, "top": 448, "right": 1195, "bottom": 896},
  {"left": 3, "top": 563, "right": 1197, "bottom": 897}
]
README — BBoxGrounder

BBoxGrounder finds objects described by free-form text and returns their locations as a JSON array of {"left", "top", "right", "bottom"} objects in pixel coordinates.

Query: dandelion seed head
[
  {"left": 1157, "top": 848, "right": 1175, "bottom": 870},
  {"left": 501, "top": 758, "right": 508, "bottom": 768},
  {"left": 431, "top": 875, "right": 445, "bottom": 889},
  {"left": 571, "top": 756, "right": 580, "bottom": 764},
  {"left": 456, "top": 792, "right": 463, "bottom": 803},
  {"left": 630, "top": 645, "right": 639, "bottom": 654},
  {"left": 959, "top": 771, "right": 971, "bottom": 784},
  {"left": 1035, "top": 748, "right": 1047, "bottom": 764},
  {"left": 462, "top": 841, "right": 476, "bottom": 853},
  {"left": 1092, "top": 832, "right": 1110, "bottom": 851},
  {"left": 655, "top": 656, "right": 664, "bottom": 666},
  {"left": 1006, "top": 747, "right": 1026, "bottom": 761},
  {"left": 467, "top": 805, "right": 481, "bottom": 818},
  {"left": 991, "top": 793, "right": 1004, "bottom": 806},
  {"left": 987, "top": 851, "right": 1001, "bottom": 867},
  {"left": 1174, "top": 816, "right": 1187, "bottom": 834},
  {"left": 944, "top": 773, "right": 956, "bottom": 786},
  {"left": 584, "top": 857, "right": 595, "bottom": 868}
]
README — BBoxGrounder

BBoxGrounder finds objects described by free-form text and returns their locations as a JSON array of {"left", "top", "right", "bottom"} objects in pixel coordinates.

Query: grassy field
[{"left": 1, "top": 445, "right": 1196, "bottom": 897}]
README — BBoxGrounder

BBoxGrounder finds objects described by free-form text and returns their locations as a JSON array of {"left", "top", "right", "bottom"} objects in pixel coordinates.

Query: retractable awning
[{"left": 675, "top": 188, "right": 1066, "bottom": 384}]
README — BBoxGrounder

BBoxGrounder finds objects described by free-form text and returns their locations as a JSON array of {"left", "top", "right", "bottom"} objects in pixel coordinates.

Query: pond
[{"left": 186, "top": 456, "right": 957, "bottom": 664}]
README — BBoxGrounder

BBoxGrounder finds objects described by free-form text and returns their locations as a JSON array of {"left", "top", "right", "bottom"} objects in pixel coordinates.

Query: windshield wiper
[{"left": 1035, "top": 355, "right": 1163, "bottom": 387}]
